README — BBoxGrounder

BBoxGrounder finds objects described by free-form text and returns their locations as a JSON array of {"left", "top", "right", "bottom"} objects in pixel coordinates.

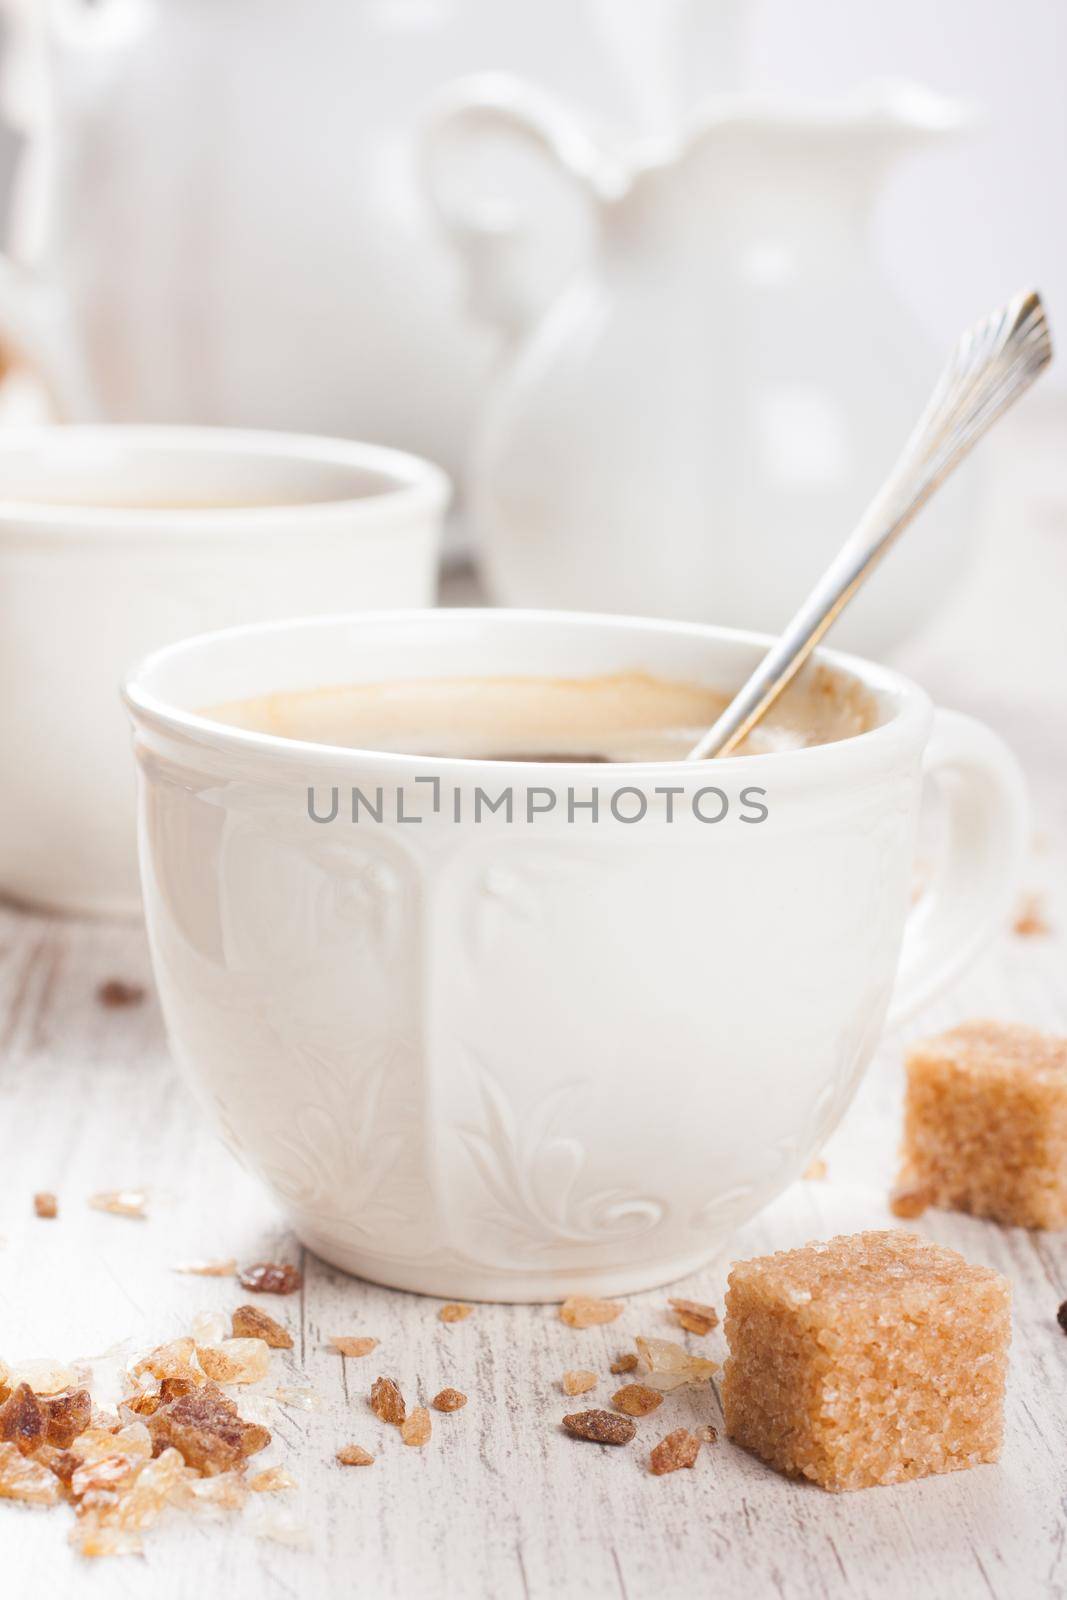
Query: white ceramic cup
[
  {"left": 124, "top": 610, "right": 1026, "bottom": 1302},
  {"left": 0, "top": 427, "right": 449, "bottom": 916}
]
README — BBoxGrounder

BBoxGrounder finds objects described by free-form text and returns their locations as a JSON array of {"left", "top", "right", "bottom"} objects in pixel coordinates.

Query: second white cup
[{"left": 0, "top": 426, "right": 449, "bottom": 915}]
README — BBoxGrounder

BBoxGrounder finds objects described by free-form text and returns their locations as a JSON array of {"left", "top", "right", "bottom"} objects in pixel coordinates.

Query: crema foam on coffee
[{"left": 207, "top": 667, "right": 878, "bottom": 760}]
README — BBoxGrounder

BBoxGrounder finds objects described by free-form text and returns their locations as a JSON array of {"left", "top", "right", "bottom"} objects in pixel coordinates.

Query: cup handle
[
  {"left": 419, "top": 72, "right": 625, "bottom": 341},
  {"left": 887, "top": 708, "right": 1027, "bottom": 1028}
]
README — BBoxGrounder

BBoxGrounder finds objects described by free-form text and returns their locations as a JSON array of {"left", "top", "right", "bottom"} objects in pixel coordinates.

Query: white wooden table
[{"left": 4, "top": 404, "right": 1067, "bottom": 1599}]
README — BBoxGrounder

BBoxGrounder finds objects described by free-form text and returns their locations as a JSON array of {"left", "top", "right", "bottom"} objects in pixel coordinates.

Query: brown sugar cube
[
  {"left": 722, "top": 1230, "right": 1011, "bottom": 1492},
  {"left": 33, "top": 1193, "right": 58, "bottom": 1219},
  {"left": 899, "top": 1021, "right": 1067, "bottom": 1228}
]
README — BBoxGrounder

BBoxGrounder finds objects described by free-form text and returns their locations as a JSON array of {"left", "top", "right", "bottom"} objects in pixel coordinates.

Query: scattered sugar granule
[
  {"left": 561, "top": 1370, "right": 598, "bottom": 1396},
  {"left": 329, "top": 1336, "right": 378, "bottom": 1358},
  {"left": 4, "top": 1358, "right": 79, "bottom": 1395},
  {"left": 611, "top": 1383, "right": 663, "bottom": 1417},
  {"left": 70, "top": 1453, "right": 139, "bottom": 1500},
  {"left": 69, "top": 1421, "right": 151, "bottom": 1465},
  {"left": 196, "top": 1339, "right": 271, "bottom": 1385},
  {"left": 237, "top": 1261, "right": 302, "bottom": 1295},
  {"left": 232, "top": 1304, "right": 293, "bottom": 1349},
  {"left": 33, "top": 1192, "right": 58, "bottom": 1219},
  {"left": 438, "top": 1304, "right": 472, "bottom": 1324},
  {"left": 172, "top": 1259, "right": 237, "bottom": 1278},
  {"left": 610, "top": 1353, "right": 638, "bottom": 1375},
  {"left": 0, "top": 1441, "right": 62, "bottom": 1504},
  {"left": 337, "top": 1444, "right": 374, "bottom": 1466},
  {"left": 96, "top": 980, "right": 145, "bottom": 1009},
  {"left": 431, "top": 1388, "right": 467, "bottom": 1412},
  {"left": 668, "top": 1297, "right": 719, "bottom": 1336},
  {"left": 803, "top": 1159, "right": 828, "bottom": 1182},
  {"left": 146, "top": 1382, "right": 270, "bottom": 1476},
  {"left": 187, "top": 1470, "right": 250, "bottom": 1512},
  {"left": 635, "top": 1337, "right": 718, "bottom": 1392},
  {"left": 132, "top": 1338, "right": 202, "bottom": 1385},
  {"left": 1013, "top": 894, "right": 1050, "bottom": 937},
  {"left": 559, "top": 1296, "right": 623, "bottom": 1329},
  {"left": 190, "top": 1310, "right": 229, "bottom": 1347},
  {"left": 400, "top": 1407, "right": 431, "bottom": 1447},
  {"left": 272, "top": 1386, "right": 320, "bottom": 1411},
  {"left": 369, "top": 1377, "right": 406, "bottom": 1427},
  {"left": 649, "top": 1428, "right": 702, "bottom": 1475},
  {"left": 88, "top": 1189, "right": 147, "bottom": 1220},
  {"left": 0, "top": 1383, "right": 90, "bottom": 1452},
  {"left": 249, "top": 1465, "right": 297, "bottom": 1492},
  {"left": 562, "top": 1410, "right": 635, "bottom": 1445}
]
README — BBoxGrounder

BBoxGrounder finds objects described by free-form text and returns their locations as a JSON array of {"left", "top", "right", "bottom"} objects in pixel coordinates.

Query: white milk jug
[{"left": 424, "top": 76, "right": 975, "bottom": 651}]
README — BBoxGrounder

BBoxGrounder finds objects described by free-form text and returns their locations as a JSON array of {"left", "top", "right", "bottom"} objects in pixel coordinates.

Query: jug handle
[
  {"left": 420, "top": 73, "right": 626, "bottom": 341},
  {"left": 0, "top": 0, "right": 127, "bottom": 419},
  {"left": 0, "top": 254, "right": 99, "bottom": 419}
]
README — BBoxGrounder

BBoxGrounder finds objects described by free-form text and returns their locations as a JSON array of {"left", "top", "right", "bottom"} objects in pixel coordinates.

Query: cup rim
[
  {"left": 0, "top": 425, "right": 451, "bottom": 537},
  {"left": 122, "top": 608, "right": 933, "bottom": 776}
]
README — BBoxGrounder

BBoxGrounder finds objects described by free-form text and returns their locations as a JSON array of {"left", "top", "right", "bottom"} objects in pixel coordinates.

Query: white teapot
[
  {"left": 0, "top": 0, "right": 703, "bottom": 488},
  {"left": 424, "top": 76, "right": 976, "bottom": 652}
]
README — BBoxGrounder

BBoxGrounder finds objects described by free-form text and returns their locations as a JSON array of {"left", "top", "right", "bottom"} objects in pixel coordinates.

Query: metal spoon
[{"left": 687, "top": 288, "right": 1052, "bottom": 760}]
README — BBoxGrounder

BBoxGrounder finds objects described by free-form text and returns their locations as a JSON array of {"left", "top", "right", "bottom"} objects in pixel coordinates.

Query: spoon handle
[{"left": 687, "top": 289, "right": 1052, "bottom": 761}]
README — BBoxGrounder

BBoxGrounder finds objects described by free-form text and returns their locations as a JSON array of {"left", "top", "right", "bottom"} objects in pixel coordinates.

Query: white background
[
  {"left": 748, "top": 0, "right": 1067, "bottom": 384},
  {"left": 0, "top": 0, "right": 1062, "bottom": 381}
]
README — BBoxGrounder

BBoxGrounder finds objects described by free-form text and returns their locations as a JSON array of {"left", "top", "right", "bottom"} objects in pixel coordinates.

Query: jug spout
[
  {"left": 616, "top": 78, "right": 975, "bottom": 248},
  {"left": 672, "top": 78, "right": 976, "bottom": 174},
  {"left": 844, "top": 77, "right": 976, "bottom": 153}
]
